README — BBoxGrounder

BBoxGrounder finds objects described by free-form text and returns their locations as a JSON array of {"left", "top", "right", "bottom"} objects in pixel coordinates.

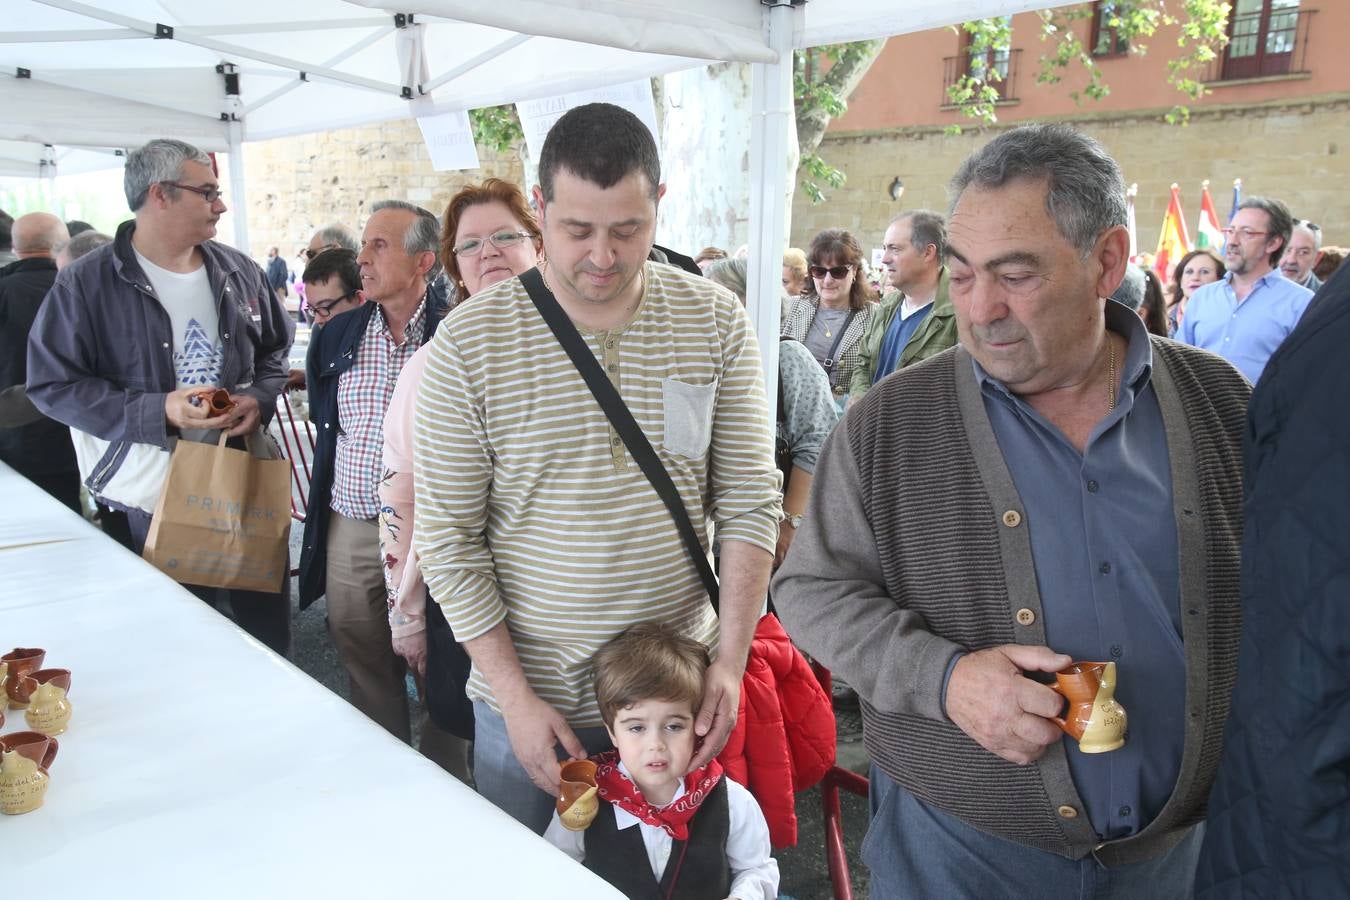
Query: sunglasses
[
  {"left": 311, "top": 290, "right": 359, "bottom": 317},
  {"left": 809, "top": 264, "right": 853, "bottom": 280},
  {"left": 160, "top": 181, "right": 224, "bottom": 203},
  {"left": 453, "top": 230, "right": 531, "bottom": 256},
  {"left": 305, "top": 243, "right": 341, "bottom": 261}
]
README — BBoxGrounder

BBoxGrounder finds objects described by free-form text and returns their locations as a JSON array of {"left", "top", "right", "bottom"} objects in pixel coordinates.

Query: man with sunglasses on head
[
  {"left": 298, "top": 200, "right": 449, "bottom": 744},
  {"left": 1180, "top": 197, "right": 1314, "bottom": 384},
  {"left": 26, "top": 137, "right": 295, "bottom": 653}
]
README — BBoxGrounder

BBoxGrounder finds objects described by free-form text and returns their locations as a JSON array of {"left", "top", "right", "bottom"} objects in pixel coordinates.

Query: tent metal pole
[
  {"left": 746, "top": 1, "right": 797, "bottom": 425},
  {"left": 227, "top": 120, "right": 248, "bottom": 252}
]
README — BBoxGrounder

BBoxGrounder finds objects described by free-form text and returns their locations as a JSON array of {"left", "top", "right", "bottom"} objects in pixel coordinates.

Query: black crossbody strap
[
  {"left": 519, "top": 267, "right": 719, "bottom": 612},
  {"left": 820, "top": 308, "right": 859, "bottom": 373}
]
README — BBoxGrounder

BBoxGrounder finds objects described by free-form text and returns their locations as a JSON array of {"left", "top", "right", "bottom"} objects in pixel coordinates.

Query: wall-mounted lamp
[{"left": 888, "top": 176, "right": 905, "bottom": 202}]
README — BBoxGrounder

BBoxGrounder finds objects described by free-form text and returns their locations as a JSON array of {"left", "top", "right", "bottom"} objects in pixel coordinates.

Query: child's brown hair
[{"left": 593, "top": 622, "right": 710, "bottom": 728}]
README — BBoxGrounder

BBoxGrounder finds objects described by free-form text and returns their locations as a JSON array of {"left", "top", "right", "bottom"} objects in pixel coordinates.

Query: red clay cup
[{"left": 0, "top": 731, "right": 59, "bottom": 771}]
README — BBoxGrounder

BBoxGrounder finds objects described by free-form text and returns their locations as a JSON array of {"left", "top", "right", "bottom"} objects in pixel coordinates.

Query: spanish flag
[{"left": 1154, "top": 183, "right": 1191, "bottom": 282}]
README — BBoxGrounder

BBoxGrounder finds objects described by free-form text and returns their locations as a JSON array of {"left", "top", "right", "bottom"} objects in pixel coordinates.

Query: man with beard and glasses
[
  {"left": 774, "top": 124, "right": 1249, "bottom": 898},
  {"left": 1180, "top": 197, "right": 1313, "bottom": 384}
]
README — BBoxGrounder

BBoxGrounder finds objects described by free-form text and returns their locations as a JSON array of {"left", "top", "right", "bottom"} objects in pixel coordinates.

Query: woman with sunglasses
[
  {"left": 780, "top": 228, "right": 877, "bottom": 411},
  {"left": 377, "top": 178, "right": 542, "bottom": 780}
]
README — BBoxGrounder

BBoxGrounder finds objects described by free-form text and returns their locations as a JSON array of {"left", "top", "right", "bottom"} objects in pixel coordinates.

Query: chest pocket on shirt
[{"left": 662, "top": 377, "right": 717, "bottom": 460}]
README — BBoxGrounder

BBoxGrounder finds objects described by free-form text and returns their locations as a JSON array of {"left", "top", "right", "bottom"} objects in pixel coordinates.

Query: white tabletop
[{"left": 0, "top": 465, "right": 621, "bottom": 898}]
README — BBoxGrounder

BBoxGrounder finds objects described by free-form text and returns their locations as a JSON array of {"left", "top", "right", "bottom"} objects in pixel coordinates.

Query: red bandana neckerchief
[{"left": 591, "top": 749, "right": 724, "bottom": 842}]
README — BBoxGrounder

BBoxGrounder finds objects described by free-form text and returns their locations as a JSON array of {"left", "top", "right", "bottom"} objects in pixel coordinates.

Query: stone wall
[
  {"left": 789, "top": 93, "right": 1350, "bottom": 265},
  {"left": 240, "top": 118, "right": 523, "bottom": 262}
]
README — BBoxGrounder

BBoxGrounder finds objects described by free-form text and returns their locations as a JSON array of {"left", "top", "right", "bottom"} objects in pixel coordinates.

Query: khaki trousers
[{"left": 325, "top": 512, "right": 410, "bottom": 741}]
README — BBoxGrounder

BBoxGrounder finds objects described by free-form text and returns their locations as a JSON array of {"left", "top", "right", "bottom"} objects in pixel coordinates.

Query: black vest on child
[{"left": 583, "top": 777, "right": 732, "bottom": 900}]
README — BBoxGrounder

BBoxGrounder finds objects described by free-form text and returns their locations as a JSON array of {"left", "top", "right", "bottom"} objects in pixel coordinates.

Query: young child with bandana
[{"left": 543, "top": 622, "right": 779, "bottom": 899}]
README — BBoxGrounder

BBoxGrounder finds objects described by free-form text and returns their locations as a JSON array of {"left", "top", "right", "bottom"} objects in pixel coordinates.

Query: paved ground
[{"left": 280, "top": 317, "right": 871, "bottom": 898}]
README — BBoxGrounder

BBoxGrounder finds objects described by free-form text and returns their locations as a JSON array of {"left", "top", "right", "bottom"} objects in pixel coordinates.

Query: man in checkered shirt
[{"left": 298, "top": 200, "right": 450, "bottom": 743}]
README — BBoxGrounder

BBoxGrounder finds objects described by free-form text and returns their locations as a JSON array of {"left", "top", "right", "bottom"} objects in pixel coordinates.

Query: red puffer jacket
[{"left": 718, "top": 614, "right": 836, "bottom": 847}]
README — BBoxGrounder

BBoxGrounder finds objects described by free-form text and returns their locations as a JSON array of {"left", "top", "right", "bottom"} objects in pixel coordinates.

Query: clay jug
[
  {"left": 1049, "top": 661, "right": 1127, "bottom": 754},
  {"left": 0, "top": 749, "right": 50, "bottom": 815},
  {"left": 24, "top": 676, "right": 73, "bottom": 736},
  {"left": 556, "top": 759, "right": 600, "bottom": 831},
  {"left": 3, "top": 648, "right": 45, "bottom": 709}
]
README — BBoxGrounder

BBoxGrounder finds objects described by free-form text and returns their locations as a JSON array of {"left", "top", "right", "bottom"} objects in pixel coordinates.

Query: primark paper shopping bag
[{"left": 143, "top": 432, "right": 291, "bottom": 593}]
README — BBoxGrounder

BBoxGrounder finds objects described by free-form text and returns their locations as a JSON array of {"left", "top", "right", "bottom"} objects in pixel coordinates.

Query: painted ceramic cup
[
  {"left": 3, "top": 648, "right": 46, "bottom": 709},
  {"left": 0, "top": 731, "right": 59, "bottom": 771},
  {"left": 193, "top": 388, "right": 237, "bottom": 416},
  {"left": 556, "top": 759, "right": 600, "bottom": 831},
  {"left": 21, "top": 669, "right": 73, "bottom": 736},
  {"left": 1049, "top": 661, "right": 1127, "bottom": 754},
  {"left": 0, "top": 749, "right": 49, "bottom": 815}
]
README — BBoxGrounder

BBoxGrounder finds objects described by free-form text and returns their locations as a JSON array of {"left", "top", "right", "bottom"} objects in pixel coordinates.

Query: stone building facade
[{"left": 241, "top": 119, "right": 522, "bottom": 263}]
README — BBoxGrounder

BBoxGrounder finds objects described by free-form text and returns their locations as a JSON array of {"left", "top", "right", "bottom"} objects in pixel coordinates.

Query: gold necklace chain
[{"left": 1107, "top": 334, "right": 1117, "bottom": 411}]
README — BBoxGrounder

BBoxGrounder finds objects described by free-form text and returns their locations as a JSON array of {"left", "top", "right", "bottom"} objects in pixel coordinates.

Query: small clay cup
[
  {"left": 193, "top": 388, "right": 237, "bottom": 416},
  {"left": 13, "top": 668, "right": 72, "bottom": 707},
  {"left": 0, "top": 731, "right": 59, "bottom": 771},
  {"left": 3, "top": 648, "right": 46, "bottom": 708},
  {"left": 556, "top": 759, "right": 600, "bottom": 831}
]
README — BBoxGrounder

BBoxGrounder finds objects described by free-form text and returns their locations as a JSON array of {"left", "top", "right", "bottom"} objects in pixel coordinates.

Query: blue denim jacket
[{"left": 26, "top": 220, "right": 293, "bottom": 505}]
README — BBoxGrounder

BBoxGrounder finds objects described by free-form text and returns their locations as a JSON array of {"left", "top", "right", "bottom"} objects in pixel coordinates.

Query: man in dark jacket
[
  {"left": 1195, "top": 266, "right": 1350, "bottom": 897},
  {"left": 0, "top": 212, "right": 78, "bottom": 511},
  {"left": 265, "top": 246, "right": 288, "bottom": 304},
  {"left": 298, "top": 200, "right": 447, "bottom": 742},
  {"left": 27, "top": 139, "right": 294, "bottom": 653}
]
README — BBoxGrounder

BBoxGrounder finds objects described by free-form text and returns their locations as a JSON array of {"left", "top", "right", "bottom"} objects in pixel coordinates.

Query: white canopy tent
[{"left": 3, "top": 0, "right": 1069, "bottom": 403}]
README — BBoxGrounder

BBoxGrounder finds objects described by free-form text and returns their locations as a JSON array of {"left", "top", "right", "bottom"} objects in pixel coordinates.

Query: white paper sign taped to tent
[
  {"left": 416, "top": 110, "right": 481, "bottom": 172},
  {"left": 517, "top": 80, "right": 660, "bottom": 162}
]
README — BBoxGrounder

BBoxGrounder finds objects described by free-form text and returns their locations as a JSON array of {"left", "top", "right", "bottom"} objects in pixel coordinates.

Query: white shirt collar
[{"left": 612, "top": 760, "right": 687, "bottom": 831}]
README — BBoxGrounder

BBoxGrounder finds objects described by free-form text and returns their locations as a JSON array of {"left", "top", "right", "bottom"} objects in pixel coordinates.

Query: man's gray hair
[
  {"left": 948, "top": 124, "right": 1127, "bottom": 259},
  {"left": 313, "top": 224, "right": 359, "bottom": 253},
  {"left": 1293, "top": 218, "right": 1322, "bottom": 250},
  {"left": 370, "top": 199, "right": 441, "bottom": 282},
  {"left": 893, "top": 209, "right": 947, "bottom": 261},
  {"left": 61, "top": 230, "right": 112, "bottom": 263},
  {"left": 125, "top": 139, "right": 213, "bottom": 211},
  {"left": 1109, "top": 265, "right": 1146, "bottom": 311}
]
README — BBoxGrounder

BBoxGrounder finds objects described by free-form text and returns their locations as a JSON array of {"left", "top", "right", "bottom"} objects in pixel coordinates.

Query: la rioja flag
[
  {"left": 1196, "top": 180, "right": 1224, "bottom": 251},
  {"left": 1154, "top": 183, "right": 1191, "bottom": 282}
]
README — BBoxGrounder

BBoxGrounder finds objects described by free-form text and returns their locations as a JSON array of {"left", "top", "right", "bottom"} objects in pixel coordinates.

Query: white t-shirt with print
[{"left": 134, "top": 249, "right": 223, "bottom": 390}]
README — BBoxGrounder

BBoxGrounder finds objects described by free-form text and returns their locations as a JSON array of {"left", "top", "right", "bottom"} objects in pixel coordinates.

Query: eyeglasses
[
  {"left": 160, "top": 181, "right": 224, "bottom": 203},
  {"left": 1220, "top": 227, "right": 1269, "bottom": 241},
  {"left": 304, "top": 243, "right": 339, "bottom": 261},
  {"left": 311, "top": 290, "right": 359, "bottom": 317},
  {"left": 809, "top": 264, "right": 853, "bottom": 280},
  {"left": 452, "top": 230, "right": 531, "bottom": 256}
]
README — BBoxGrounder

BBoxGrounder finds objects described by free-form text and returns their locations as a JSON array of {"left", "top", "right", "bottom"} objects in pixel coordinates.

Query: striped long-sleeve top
[{"left": 412, "top": 262, "right": 782, "bottom": 726}]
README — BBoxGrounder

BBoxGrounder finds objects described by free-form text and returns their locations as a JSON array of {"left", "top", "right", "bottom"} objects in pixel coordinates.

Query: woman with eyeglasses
[
  {"left": 376, "top": 178, "right": 542, "bottom": 780},
  {"left": 780, "top": 228, "right": 877, "bottom": 411}
]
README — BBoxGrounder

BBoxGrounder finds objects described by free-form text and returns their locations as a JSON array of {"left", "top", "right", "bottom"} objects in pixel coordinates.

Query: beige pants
[
  {"left": 324, "top": 512, "right": 474, "bottom": 781},
  {"left": 325, "top": 512, "right": 410, "bottom": 741}
]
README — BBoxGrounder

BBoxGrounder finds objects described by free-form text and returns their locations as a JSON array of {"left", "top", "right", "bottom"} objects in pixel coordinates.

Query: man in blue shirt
[{"left": 1180, "top": 197, "right": 1313, "bottom": 383}]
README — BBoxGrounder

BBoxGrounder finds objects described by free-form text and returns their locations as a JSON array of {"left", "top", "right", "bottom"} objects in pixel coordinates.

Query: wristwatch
[{"left": 783, "top": 513, "right": 804, "bottom": 530}]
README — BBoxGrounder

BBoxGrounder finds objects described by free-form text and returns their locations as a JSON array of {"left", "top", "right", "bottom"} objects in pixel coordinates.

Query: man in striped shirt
[{"left": 412, "top": 103, "right": 781, "bottom": 833}]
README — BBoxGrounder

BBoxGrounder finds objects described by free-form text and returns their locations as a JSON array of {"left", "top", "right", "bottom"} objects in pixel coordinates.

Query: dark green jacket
[{"left": 847, "top": 269, "right": 956, "bottom": 401}]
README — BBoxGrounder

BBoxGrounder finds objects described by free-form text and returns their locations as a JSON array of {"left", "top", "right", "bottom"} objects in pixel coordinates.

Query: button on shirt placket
[{"left": 601, "top": 332, "right": 627, "bottom": 470}]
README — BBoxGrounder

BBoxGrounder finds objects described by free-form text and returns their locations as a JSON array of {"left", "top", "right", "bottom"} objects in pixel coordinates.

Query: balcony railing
[
  {"left": 1208, "top": 6, "right": 1315, "bottom": 82},
  {"left": 942, "top": 48, "right": 1022, "bottom": 107}
]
